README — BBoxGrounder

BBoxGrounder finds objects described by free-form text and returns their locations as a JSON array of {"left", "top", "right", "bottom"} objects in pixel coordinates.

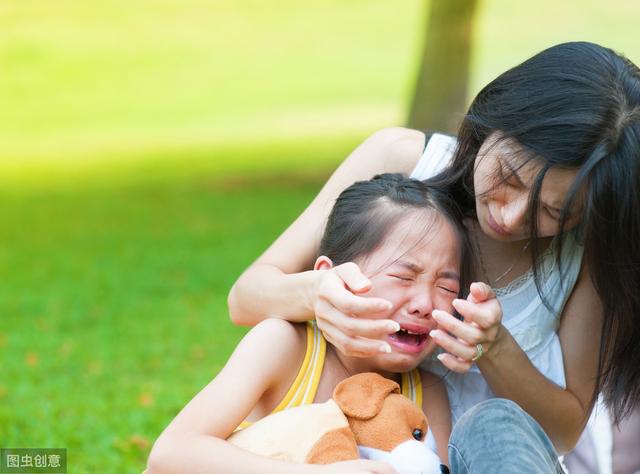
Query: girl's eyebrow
[
  {"left": 396, "top": 260, "right": 422, "bottom": 273},
  {"left": 439, "top": 271, "right": 461, "bottom": 281},
  {"left": 396, "top": 260, "right": 460, "bottom": 281}
]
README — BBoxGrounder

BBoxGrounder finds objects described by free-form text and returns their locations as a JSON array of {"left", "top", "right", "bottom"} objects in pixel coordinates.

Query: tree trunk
[{"left": 406, "top": 0, "right": 478, "bottom": 134}]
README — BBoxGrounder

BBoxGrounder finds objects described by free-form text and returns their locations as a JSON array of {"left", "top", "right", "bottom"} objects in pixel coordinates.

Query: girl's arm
[
  {"left": 147, "top": 318, "right": 396, "bottom": 474},
  {"left": 421, "top": 370, "right": 451, "bottom": 465},
  {"left": 146, "top": 318, "right": 395, "bottom": 474},
  {"left": 432, "top": 265, "right": 602, "bottom": 454},
  {"left": 228, "top": 127, "right": 426, "bottom": 356},
  {"left": 146, "top": 318, "right": 310, "bottom": 473}
]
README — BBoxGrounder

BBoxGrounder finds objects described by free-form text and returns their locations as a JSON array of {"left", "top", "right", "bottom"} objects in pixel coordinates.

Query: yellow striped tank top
[{"left": 238, "top": 322, "right": 422, "bottom": 429}]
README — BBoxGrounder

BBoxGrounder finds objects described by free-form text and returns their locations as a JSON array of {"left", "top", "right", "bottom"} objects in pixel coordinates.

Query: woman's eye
[
  {"left": 504, "top": 173, "right": 521, "bottom": 188},
  {"left": 544, "top": 208, "right": 561, "bottom": 221},
  {"left": 498, "top": 162, "right": 521, "bottom": 188}
]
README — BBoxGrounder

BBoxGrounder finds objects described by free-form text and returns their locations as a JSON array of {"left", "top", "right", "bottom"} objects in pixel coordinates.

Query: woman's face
[
  {"left": 473, "top": 133, "right": 584, "bottom": 242},
  {"left": 357, "top": 211, "right": 461, "bottom": 372}
]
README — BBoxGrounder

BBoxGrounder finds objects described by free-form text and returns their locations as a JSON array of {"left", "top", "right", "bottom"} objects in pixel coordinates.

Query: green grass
[{"left": 0, "top": 173, "right": 326, "bottom": 472}]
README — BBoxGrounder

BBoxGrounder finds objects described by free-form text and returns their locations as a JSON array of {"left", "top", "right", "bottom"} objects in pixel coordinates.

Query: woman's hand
[
  {"left": 429, "top": 282, "right": 503, "bottom": 372},
  {"left": 313, "top": 262, "right": 400, "bottom": 357}
]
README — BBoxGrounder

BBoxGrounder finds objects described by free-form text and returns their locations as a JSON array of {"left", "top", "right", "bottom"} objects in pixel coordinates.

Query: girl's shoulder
[
  {"left": 244, "top": 319, "right": 307, "bottom": 355},
  {"left": 233, "top": 319, "right": 310, "bottom": 418},
  {"left": 236, "top": 319, "right": 308, "bottom": 379}
]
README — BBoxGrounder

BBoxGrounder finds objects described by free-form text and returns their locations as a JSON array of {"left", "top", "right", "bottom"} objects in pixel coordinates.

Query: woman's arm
[
  {"left": 432, "top": 266, "right": 602, "bottom": 454},
  {"left": 482, "top": 262, "right": 601, "bottom": 453},
  {"left": 228, "top": 127, "right": 425, "bottom": 355},
  {"left": 421, "top": 371, "right": 451, "bottom": 465}
]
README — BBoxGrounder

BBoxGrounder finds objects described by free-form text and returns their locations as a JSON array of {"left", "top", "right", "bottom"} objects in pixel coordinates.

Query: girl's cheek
[{"left": 434, "top": 295, "right": 456, "bottom": 314}]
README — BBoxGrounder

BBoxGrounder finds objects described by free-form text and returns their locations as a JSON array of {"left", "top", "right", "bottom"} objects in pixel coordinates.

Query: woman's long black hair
[{"left": 431, "top": 41, "right": 640, "bottom": 422}]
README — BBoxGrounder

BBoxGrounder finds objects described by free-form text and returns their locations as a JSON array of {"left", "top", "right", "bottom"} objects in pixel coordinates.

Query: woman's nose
[{"left": 501, "top": 195, "right": 528, "bottom": 230}]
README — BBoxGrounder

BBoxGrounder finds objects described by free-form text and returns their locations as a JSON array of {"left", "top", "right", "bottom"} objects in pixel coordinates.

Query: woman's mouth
[{"left": 487, "top": 210, "right": 512, "bottom": 236}]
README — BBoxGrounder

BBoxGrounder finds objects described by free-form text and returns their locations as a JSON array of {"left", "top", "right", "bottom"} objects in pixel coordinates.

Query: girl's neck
[{"left": 328, "top": 344, "right": 400, "bottom": 385}]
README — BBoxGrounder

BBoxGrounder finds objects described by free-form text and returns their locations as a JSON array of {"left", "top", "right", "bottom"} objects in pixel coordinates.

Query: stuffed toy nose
[{"left": 358, "top": 439, "right": 441, "bottom": 474}]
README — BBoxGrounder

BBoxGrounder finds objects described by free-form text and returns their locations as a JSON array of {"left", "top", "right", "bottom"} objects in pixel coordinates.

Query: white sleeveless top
[{"left": 414, "top": 133, "right": 585, "bottom": 424}]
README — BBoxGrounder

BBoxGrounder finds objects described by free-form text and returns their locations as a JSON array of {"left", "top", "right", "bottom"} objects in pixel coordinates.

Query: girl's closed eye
[
  {"left": 390, "top": 274, "right": 414, "bottom": 282},
  {"left": 438, "top": 285, "right": 458, "bottom": 295}
]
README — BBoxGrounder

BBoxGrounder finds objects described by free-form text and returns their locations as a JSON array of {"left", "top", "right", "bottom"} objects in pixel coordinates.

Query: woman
[{"left": 228, "top": 42, "right": 640, "bottom": 471}]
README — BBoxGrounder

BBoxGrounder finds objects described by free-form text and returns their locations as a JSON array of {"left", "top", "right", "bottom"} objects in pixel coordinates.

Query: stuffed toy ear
[{"left": 333, "top": 373, "right": 400, "bottom": 420}]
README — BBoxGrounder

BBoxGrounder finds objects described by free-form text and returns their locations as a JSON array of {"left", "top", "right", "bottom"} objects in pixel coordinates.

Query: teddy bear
[{"left": 228, "top": 372, "right": 443, "bottom": 474}]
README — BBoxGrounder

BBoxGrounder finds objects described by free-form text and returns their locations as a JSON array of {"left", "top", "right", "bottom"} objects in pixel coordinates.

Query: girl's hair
[
  {"left": 431, "top": 41, "right": 640, "bottom": 421},
  {"left": 319, "top": 173, "right": 472, "bottom": 295}
]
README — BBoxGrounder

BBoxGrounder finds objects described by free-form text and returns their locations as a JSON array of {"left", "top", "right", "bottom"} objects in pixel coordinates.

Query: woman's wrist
[
  {"left": 480, "top": 323, "right": 511, "bottom": 363},
  {"left": 304, "top": 268, "right": 324, "bottom": 318}
]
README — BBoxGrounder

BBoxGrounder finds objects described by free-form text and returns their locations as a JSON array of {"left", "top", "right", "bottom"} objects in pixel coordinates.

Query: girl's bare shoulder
[{"left": 242, "top": 319, "right": 308, "bottom": 365}]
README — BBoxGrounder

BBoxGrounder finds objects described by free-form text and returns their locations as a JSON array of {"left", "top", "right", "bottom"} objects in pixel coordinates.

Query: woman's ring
[{"left": 472, "top": 343, "right": 484, "bottom": 361}]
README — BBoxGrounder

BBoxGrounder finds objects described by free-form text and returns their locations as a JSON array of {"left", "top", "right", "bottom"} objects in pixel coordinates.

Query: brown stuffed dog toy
[{"left": 228, "top": 372, "right": 442, "bottom": 474}]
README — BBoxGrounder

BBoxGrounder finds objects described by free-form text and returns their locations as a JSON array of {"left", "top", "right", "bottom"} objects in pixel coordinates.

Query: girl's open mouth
[{"left": 388, "top": 325, "right": 430, "bottom": 354}]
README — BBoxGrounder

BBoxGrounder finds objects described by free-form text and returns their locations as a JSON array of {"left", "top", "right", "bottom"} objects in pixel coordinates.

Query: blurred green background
[{"left": 1, "top": 1, "right": 638, "bottom": 472}]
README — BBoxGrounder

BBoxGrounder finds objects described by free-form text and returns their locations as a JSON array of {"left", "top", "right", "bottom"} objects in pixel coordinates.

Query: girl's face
[
  {"left": 357, "top": 211, "right": 461, "bottom": 373},
  {"left": 473, "top": 133, "right": 584, "bottom": 242}
]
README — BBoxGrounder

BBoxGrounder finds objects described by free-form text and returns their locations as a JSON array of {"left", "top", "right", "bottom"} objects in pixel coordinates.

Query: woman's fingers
[
  {"left": 318, "top": 318, "right": 391, "bottom": 357},
  {"left": 316, "top": 297, "right": 395, "bottom": 357},
  {"left": 431, "top": 281, "right": 503, "bottom": 365},
  {"left": 451, "top": 297, "right": 501, "bottom": 330},
  {"left": 436, "top": 352, "right": 473, "bottom": 373},
  {"left": 317, "top": 271, "right": 392, "bottom": 317},
  {"left": 432, "top": 309, "right": 484, "bottom": 343},
  {"left": 313, "top": 261, "right": 399, "bottom": 358},
  {"left": 430, "top": 329, "right": 478, "bottom": 361},
  {"left": 333, "top": 262, "right": 373, "bottom": 294},
  {"left": 316, "top": 298, "right": 398, "bottom": 339},
  {"left": 468, "top": 281, "right": 495, "bottom": 303}
]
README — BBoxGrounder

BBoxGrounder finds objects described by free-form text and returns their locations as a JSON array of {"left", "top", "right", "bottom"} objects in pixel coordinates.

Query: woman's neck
[{"left": 465, "top": 218, "right": 553, "bottom": 287}]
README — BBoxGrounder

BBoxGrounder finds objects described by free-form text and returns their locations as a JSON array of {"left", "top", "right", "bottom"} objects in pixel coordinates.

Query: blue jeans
[{"left": 448, "top": 399, "right": 565, "bottom": 474}]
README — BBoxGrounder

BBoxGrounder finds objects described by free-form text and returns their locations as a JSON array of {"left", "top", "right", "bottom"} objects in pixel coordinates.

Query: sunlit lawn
[
  {"left": 1, "top": 0, "right": 639, "bottom": 472},
  {"left": 0, "top": 171, "right": 330, "bottom": 472}
]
